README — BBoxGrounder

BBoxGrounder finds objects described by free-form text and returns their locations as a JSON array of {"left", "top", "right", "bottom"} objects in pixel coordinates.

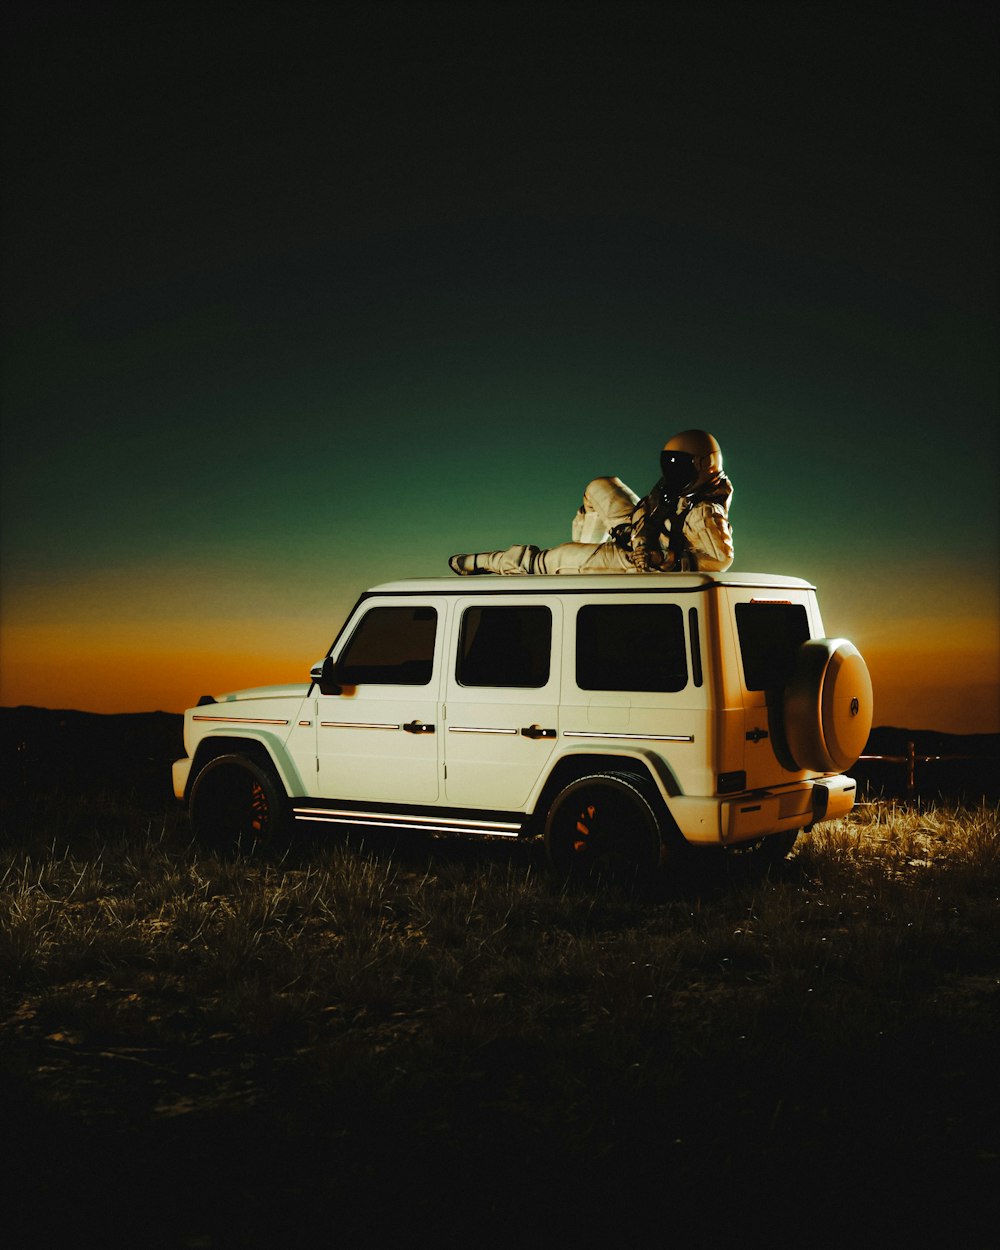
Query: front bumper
[{"left": 172, "top": 757, "right": 192, "bottom": 801}]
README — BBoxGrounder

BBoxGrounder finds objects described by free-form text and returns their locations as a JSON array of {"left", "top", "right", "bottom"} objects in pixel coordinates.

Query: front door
[{"left": 316, "top": 600, "right": 443, "bottom": 804}]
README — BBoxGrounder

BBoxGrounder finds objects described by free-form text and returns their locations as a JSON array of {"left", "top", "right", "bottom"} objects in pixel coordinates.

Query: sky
[{"left": 2, "top": 1, "right": 998, "bottom": 733}]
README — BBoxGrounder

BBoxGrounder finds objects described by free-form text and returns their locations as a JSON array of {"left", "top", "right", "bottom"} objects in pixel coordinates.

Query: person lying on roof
[{"left": 448, "top": 428, "right": 734, "bottom": 576}]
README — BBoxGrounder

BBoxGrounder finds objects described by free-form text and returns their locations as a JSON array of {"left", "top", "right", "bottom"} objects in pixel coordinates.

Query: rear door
[{"left": 444, "top": 596, "right": 562, "bottom": 810}]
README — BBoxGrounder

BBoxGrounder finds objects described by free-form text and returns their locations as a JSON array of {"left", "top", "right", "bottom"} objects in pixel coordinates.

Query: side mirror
[{"left": 309, "top": 656, "right": 342, "bottom": 696}]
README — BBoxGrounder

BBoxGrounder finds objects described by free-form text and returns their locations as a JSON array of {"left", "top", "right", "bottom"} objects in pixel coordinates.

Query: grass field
[{"left": 2, "top": 772, "right": 998, "bottom": 1249}]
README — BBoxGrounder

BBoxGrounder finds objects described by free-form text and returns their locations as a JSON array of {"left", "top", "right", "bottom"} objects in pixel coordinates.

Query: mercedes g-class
[{"left": 172, "top": 571, "right": 872, "bottom": 879}]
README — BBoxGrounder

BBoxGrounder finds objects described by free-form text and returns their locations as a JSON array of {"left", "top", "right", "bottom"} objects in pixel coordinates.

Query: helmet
[{"left": 660, "top": 429, "right": 724, "bottom": 496}]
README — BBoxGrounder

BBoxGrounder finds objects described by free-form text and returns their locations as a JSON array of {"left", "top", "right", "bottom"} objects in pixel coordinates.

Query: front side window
[
  {"left": 576, "top": 604, "right": 687, "bottom": 692},
  {"left": 457, "top": 606, "right": 552, "bottom": 688},
  {"left": 735, "top": 602, "right": 810, "bottom": 690},
  {"left": 336, "top": 606, "right": 437, "bottom": 685}
]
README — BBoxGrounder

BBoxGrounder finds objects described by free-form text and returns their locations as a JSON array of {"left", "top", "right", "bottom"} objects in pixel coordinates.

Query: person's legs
[
  {"left": 571, "top": 477, "right": 639, "bottom": 542},
  {"left": 449, "top": 546, "right": 540, "bottom": 574},
  {"left": 534, "top": 540, "right": 633, "bottom": 573},
  {"left": 449, "top": 541, "right": 633, "bottom": 575}
]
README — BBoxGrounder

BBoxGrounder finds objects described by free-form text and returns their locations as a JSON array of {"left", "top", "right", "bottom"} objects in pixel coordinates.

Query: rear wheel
[
  {"left": 189, "top": 752, "right": 287, "bottom": 852},
  {"left": 544, "top": 771, "right": 664, "bottom": 886}
]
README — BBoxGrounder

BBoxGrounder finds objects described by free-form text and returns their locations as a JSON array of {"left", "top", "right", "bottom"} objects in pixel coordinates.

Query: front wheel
[
  {"left": 544, "top": 772, "right": 665, "bottom": 886},
  {"left": 188, "top": 752, "right": 287, "bottom": 852}
]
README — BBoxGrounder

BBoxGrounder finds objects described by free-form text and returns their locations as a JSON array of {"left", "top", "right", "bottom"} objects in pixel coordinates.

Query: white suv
[{"left": 172, "top": 571, "right": 872, "bottom": 879}]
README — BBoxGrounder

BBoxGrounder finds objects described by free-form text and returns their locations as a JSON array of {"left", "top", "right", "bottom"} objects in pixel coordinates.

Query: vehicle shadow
[{"left": 284, "top": 819, "right": 808, "bottom": 904}]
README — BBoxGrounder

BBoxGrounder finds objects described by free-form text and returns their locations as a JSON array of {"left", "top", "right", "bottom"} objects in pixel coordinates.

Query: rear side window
[
  {"left": 458, "top": 606, "right": 552, "bottom": 688},
  {"left": 576, "top": 604, "right": 687, "bottom": 692},
  {"left": 735, "top": 602, "right": 810, "bottom": 690},
  {"left": 337, "top": 606, "right": 437, "bottom": 685}
]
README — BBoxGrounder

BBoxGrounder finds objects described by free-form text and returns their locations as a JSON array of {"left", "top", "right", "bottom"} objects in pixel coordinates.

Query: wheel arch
[
  {"left": 526, "top": 748, "right": 682, "bottom": 837},
  {"left": 184, "top": 732, "right": 302, "bottom": 802}
]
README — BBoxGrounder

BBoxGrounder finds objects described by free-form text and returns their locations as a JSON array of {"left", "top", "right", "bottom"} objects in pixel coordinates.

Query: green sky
[{"left": 2, "top": 3, "right": 997, "bottom": 730}]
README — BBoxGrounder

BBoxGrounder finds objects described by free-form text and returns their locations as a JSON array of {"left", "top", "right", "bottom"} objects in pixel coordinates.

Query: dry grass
[{"left": 2, "top": 794, "right": 998, "bottom": 1247}]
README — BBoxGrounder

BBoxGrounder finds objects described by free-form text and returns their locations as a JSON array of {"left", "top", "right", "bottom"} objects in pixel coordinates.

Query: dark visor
[{"left": 660, "top": 450, "right": 698, "bottom": 494}]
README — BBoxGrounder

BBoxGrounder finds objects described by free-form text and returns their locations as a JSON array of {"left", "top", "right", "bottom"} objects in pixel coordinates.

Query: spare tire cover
[{"left": 783, "top": 639, "right": 873, "bottom": 773}]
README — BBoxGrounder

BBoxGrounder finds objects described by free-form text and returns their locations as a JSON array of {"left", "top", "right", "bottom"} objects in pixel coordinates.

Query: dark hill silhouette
[
  {"left": 2, "top": 706, "right": 183, "bottom": 806},
  {"left": 864, "top": 725, "right": 1000, "bottom": 759},
  {"left": 2, "top": 706, "right": 997, "bottom": 806},
  {"left": 850, "top": 726, "right": 999, "bottom": 801}
]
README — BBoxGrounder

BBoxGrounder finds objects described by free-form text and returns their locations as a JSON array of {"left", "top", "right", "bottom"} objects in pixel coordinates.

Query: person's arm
[
  {"left": 683, "top": 502, "right": 734, "bottom": 571},
  {"left": 628, "top": 481, "right": 675, "bottom": 570}
]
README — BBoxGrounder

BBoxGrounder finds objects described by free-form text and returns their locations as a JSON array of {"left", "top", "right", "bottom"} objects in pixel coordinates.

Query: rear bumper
[
  {"left": 809, "top": 774, "right": 858, "bottom": 823},
  {"left": 670, "top": 774, "right": 857, "bottom": 846},
  {"left": 722, "top": 774, "right": 856, "bottom": 845}
]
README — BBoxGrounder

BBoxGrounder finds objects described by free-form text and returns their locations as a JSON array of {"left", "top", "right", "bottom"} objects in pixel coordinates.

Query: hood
[{"left": 210, "top": 683, "right": 311, "bottom": 703}]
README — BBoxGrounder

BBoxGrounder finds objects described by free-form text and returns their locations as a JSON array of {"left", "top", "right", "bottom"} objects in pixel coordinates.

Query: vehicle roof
[{"left": 366, "top": 571, "right": 816, "bottom": 594}]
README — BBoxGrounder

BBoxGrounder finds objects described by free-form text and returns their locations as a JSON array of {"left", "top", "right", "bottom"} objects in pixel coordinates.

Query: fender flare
[
  {"left": 185, "top": 729, "right": 307, "bottom": 802},
  {"left": 527, "top": 745, "right": 683, "bottom": 829}
]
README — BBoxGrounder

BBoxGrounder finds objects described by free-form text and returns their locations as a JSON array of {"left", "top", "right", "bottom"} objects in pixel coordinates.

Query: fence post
[{"left": 906, "top": 740, "right": 916, "bottom": 798}]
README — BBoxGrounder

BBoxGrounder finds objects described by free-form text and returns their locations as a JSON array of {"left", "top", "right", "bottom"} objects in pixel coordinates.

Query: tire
[
  {"left": 783, "top": 638, "right": 873, "bottom": 772},
  {"left": 543, "top": 771, "right": 664, "bottom": 886},
  {"left": 189, "top": 752, "right": 288, "bottom": 852}
]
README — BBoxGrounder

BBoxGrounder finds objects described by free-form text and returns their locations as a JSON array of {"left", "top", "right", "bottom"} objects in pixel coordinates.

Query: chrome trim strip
[
  {"left": 319, "top": 721, "right": 400, "bottom": 731},
  {"left": 192, "top": 715, "right": 290, "bottom": 726},
  {"left": 292, "top": 807, "right": 521, "bottom": 837},
  {"left": 293, "top": 807, "right": 520, "bottom": 830},
  {"left": 563, "top": 730, "right": 695, "bottom": 742},
  {"left": 447, "top": 725, "right": 519, "bottom": 735}
]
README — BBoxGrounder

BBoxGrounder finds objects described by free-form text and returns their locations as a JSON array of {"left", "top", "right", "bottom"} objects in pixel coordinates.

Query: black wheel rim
[
  {"left": 551, "top": 783, "right": 655, "bottom": 880},
  {"left": 245, "top": 777, "right": 271, "bottom": 840},
  {"left": 198, "top": 765, "right": 273, "bottom": 847}
]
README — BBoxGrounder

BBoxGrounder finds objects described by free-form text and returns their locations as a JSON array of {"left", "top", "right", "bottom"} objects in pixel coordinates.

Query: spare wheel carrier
[{"left": 783, "top": 638, "right": 873, "bottom": 773}]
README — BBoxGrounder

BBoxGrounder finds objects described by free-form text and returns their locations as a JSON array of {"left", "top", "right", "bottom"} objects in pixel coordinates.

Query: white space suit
[{"left": 449, "top": 430, "right": 735, "bottom": 576}]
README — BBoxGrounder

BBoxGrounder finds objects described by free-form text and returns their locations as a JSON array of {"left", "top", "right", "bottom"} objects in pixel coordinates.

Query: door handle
[
  {"left": 403, "top": 720, "right": 435, "bottom": 734},
  {"left": 746, "top": 727, "right": 769, "bottom": 742},
  {"left": 521, "top": 724, "right": 557, "bottom": 739}
]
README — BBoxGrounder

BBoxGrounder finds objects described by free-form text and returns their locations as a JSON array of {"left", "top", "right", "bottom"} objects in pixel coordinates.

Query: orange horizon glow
[{"left": 3, "top": 618, "right": 997, "bottom": 734}]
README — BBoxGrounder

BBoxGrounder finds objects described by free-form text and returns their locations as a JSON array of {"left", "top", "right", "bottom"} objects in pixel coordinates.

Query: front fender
[{"left": 182, "top": 728, "right": 309, "bottom": 802}]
